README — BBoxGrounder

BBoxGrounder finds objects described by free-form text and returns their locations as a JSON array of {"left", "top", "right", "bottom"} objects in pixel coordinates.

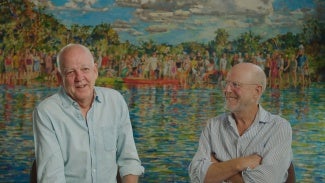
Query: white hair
[{"left": 56, "top": 43, "right": 94, "bottom": 73}]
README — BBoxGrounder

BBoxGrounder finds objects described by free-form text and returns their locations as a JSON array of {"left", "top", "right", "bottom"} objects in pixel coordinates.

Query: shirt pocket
[{"left": 101, "top": 126, "right": 117, "bottom": 152}]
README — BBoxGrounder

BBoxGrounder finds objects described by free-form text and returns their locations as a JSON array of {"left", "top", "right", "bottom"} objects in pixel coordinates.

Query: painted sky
[{"left": 31, "top": 0, "right": 318, "bottom": 45}]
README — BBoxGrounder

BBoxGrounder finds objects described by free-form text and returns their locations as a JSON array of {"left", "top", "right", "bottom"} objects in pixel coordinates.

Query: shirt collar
[
  {"left": 257, "top": 105, "right": 270, "bottom": 124},
  {"left": 227, "top": 105, "right": 270, "bottom": 126},
  {"left": 93, "top": 87, "right": 102, "bottom": 103},
  {"left": 58, "top": 86, "right": 101, "bottom": 107}
]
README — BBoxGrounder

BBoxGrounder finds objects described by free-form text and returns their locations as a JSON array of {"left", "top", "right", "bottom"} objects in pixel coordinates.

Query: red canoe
[{"left": 123, "top": 77, "right": 179, "bottom": 85}]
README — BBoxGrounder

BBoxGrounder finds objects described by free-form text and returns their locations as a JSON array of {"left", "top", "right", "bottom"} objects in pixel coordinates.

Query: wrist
[
  {"left": 243, "top": 166, "right": 251, "bottom": 172},
  {"left": 237, "top": 157, "right": 247, "bottom": 172}
]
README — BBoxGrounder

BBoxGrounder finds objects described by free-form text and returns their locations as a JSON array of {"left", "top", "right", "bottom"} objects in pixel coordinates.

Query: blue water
[{"left": 0, "top": 83, "right": 324, "bottom": 182}]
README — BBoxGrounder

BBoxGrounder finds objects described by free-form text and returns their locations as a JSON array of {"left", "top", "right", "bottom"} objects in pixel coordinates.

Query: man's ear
[
  {"left": 56, "top": 72, "right": 63, "bottom": 85},
  {"left": 256, "top": 85, "right": 263, "bottom": 97},
  {"left": 94, "top": 63, "right": 99, "bottom": 78}
]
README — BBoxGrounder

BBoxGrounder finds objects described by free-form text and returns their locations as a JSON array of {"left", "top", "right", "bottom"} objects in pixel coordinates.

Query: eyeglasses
[{"left": 222, "top": 80, "right": 260, "bottom": 89}]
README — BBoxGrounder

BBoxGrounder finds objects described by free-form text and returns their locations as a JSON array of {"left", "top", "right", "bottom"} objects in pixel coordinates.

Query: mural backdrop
[
  {"left": 0, "top": 0, "right": 324, "bottom": 85},
  {"left": 0, "top": 0, "right": 324, "bottom": 182}
]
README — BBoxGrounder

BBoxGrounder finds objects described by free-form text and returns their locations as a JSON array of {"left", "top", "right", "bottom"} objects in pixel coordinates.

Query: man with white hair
[
  {"left": 33, "top": 44, "right": 144, "bottom": 183},
  {"left": 189, "top": 63, "right": 293, "bottom": 183}
]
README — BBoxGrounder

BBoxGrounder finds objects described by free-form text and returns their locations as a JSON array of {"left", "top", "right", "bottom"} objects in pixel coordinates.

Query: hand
[{"left": 243, "top": 154, "right": 262, "bottom": 170}]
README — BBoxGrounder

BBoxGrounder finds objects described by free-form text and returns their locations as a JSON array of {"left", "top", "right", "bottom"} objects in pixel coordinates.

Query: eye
[
  {"left": 232, "top": 82, "right": 240, "bottom": 88},
  {"left": 81, "top": 67, "right": 90, "bottom": 72},
  {"left": 65, "top": 70, "right": 75, "bottom": 77}
]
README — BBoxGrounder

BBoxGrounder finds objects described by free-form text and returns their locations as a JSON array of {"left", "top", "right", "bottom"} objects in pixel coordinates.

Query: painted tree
[
  {"left": 181, "top": 42, "right": 206, "bottom": 56},
  {"left": 69, "top": 24, "right": 92, "bottom": 44},
  {"left": 235, "top": 31, "right": 261, "bottom": 55},
  {"left": 91, "top": 23, "right": 120, "bottom": 45},
  {"left": 214, "top": 28, "right": 229, "bottom": 56},
  {"left": 139, "top": 39, "right": 157, "bottom": 55}
]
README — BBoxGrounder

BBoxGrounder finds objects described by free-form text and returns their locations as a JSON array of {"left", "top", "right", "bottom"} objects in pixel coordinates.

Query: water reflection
[{"left": 0, "top": 83, "right": 324, "bottom": 182}]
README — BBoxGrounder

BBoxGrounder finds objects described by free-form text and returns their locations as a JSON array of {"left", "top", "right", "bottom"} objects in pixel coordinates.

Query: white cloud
[
  {"left": 116, "top": 0, "right": 276, "bottom": 39},
  {"left": 117, "top": 0, "right": 274, "bottom": 15},
  {"left": 34, "top": 0, "right": 110, "bottom": 12},
  {"left": 174, "top": 9, "right": 190, "bottom": 17},
  {"left": 63, "top": 0, "right": 109, "bottom": 11},
  {"left": 145, "top": 25, "right": 168, "bottom": 33},
  {"left": 30, "top": 0, "right": 56, "bottom": 9},
  {"left": 32, "top": 0, "right": 315, "bottom": 44}
]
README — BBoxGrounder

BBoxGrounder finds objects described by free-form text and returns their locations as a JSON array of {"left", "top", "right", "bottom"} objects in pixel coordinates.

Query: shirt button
[{"left": 93, "top": 169, "right": 96, "bottom": 172}]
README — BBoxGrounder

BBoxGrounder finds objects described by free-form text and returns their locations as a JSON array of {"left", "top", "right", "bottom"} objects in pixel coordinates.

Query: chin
[
  {"left": 224, "top": 105, "right": 232, "bottom": 112},
  {"left": 225, "top": 104, "right": 238, "bottom": 112}
]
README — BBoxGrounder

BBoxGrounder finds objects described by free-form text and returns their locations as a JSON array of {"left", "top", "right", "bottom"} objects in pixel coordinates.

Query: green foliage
[
  {"left": 91, "top": 23, "right": 120, "bottom": 45},
  {"left": 234, "top": 31, "right": 262, "bottom": 54},
  {"left": 181, "top": 42, "right": 206, "bottom": 55},
  {"left": 139, "top": 39, "right": 157, "bottom": 54},
  {"left": 1, "top": 1, "right": 324, "bottom": 79},
  {"left": 214, "top": 28, "right": 230, "bottom": 55}
]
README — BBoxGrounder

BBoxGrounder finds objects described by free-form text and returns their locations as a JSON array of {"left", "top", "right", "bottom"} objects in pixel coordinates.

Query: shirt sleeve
[
  {"left": 188, "top": 121, "right": 214, "bottom": 183},
  {"left": 242, "top": 119, "right": 293, "bottom": 183},
  {"left": 33, "top": 106, "right": 66, "bottom": 183},
  {"left": 116, "top": 94, "right": 145, "bottom": 177}
]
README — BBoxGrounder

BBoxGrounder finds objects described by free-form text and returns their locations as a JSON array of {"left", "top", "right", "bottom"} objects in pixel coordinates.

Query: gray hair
[
  {"left": 56, "top": 43, "right": 94, "bottom": 73},
  {"left": 253, "top": 64, "right": 267, "bottom": 93}
]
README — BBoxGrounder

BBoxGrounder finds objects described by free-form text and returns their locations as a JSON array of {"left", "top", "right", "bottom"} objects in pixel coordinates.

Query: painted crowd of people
[
  {"left": 96, "top": 46, "right": 311, "bottom": 88},
  {"left": 0, "top": 45, "right": 311, "bottom": 88},
  {"left": 0, "top": 48, "right": 58, "bottom": 85}
]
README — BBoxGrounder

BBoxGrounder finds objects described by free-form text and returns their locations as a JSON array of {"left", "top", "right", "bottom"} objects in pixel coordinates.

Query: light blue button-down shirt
[
  {"left": 33, "top": 86, "right": 144, "bottom": 183},
  {"left": 189, "top": 106, "right": 292, "bottom": 183}
]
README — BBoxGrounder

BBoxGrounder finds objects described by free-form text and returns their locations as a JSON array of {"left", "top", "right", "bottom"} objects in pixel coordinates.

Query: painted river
[{"left": 0, "top": 82, "right": 324, "bottom": 182}]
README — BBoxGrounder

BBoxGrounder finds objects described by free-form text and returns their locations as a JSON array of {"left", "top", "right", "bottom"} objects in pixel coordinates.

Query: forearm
[
  {"left": 242, "top": 122, "right": 292, "bottom": 182},
  {"left": 204, "top": 153, "right": 261, "bottom": 183},
  {"left": 228, "top": 173, "right": 244, "bottom": 183},
  {"left": 204, "top": 158, "right": 245, "bottom": 183},
  {"left": 122, "top": 174, "right": 139, "bottom": 183}
]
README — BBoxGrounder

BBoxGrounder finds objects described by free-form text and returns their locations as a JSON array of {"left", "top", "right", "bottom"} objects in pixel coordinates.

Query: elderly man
[
  {"left": 189, "top": 63, "right": 292, "bottom": 183},
  {"left": 33, "top": 44, "right": 144, "bottom": 182}
]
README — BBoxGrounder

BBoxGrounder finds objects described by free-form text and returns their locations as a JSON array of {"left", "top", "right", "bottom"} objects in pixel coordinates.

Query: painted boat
[
  {"left": 123, "top": 77, "right": 179, "bottom": 85},
  {"left": 96, "top": 77, "right": 123, "bottom": 86}
]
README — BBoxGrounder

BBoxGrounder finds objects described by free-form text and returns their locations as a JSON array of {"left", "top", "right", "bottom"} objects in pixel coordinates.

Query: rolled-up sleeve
[
  {"left": 189, "top": 124, "right": 213, "bottom": 183},
  {"left": 116, "top": 94, "right": 144, "bottom": 177},
  {"left": 242, "top": 119, "right": 292, "bottom": 183},
  {"left": 33, "top": 106, "right": 66, "bottom": 183}
]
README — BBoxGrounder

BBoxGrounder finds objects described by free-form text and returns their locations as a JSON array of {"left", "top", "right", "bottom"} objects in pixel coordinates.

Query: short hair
[
  {"left": 56, "top": 44, "right": 94, "bottom": 73},
  {"left": 254, "top": 65, "right": 267, "bottom": 92}
]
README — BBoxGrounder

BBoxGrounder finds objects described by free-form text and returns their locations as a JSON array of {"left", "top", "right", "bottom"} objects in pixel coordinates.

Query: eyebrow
[{"left": 62, "top": 64, "right": 93, "bottom": 70}]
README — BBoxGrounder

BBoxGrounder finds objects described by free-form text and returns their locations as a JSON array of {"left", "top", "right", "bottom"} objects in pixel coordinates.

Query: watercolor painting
[{"left": 0, "top": 0, "right": 324, "bottom": 182}]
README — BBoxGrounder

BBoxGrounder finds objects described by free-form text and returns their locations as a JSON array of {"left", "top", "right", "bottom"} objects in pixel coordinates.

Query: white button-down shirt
[
  {"left": 189, "top": 106, "right": 292, "bottom": 183},
  {"left": 33, "top": 87, "right": 144, "bottom": 183}
]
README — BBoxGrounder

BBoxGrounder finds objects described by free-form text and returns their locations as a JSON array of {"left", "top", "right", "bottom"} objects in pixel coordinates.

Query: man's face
[
  {"left": 223, "top": 69, "right": 259, "bottom": 113},
  {"left": 57, "top": 46, "right": 98, "bottom": 104}
]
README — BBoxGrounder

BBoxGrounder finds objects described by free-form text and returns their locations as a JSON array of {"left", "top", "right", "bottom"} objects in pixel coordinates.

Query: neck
[
  {"left": 233, "top": 105, "right": 259, "bottom": 136},
  {"left": 79, "top": 101, "right": 92, "bottom": 118},
  {"left": 78, "top": 94, "right": 94, "bottom": 118}
]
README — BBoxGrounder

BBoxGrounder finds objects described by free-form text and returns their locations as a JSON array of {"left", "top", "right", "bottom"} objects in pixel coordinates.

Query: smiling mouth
[
  {"left": 225, "top": 93, "right": 237, "bottom": 99},
  {"left": 226, "top": 97, "right": 237, "bottom": 101},
  {"left": 75, "top": 84, "right": 87, "bottom": 88}
]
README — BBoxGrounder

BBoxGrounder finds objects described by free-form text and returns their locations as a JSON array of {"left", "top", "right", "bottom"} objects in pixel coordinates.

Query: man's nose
[{"left": 74, "top": 70, "right": 84, "bottom": 80}]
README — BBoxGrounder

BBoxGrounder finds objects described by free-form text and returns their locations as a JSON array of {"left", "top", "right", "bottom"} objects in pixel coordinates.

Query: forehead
[
  {"left": 227, "top": 66, "right": 253, "bottom": 82},
  {"left": 61, "top": 46, "right": 93, "bottom": 67}
]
